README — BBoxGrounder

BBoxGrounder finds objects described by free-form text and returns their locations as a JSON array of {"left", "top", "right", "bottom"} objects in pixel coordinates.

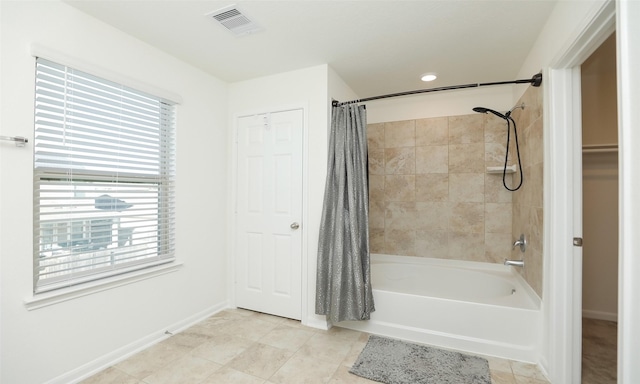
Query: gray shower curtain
[{"left": 315, "top": 104, "right": 375, "bottom": 323}]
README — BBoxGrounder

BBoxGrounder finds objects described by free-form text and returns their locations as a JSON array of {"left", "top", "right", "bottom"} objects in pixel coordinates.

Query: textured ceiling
[{"left": 65, "top": 0, "right": 557, "bottom": 98}]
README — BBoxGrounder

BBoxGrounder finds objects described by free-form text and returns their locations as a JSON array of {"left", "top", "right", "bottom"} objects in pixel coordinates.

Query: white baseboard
[
  {"left": 583, "top": 309, "right": 618, "bottom": 322},
  {"left": 303, "top": 315, "right": 329, "bottom": 330},
  {"left": 47, "top": 301, "right": 229, "bottom": 384}
]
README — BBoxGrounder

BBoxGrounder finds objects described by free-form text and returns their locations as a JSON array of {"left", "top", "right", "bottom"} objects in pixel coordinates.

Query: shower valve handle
[{"left": 513, "top": 234, "right": 527, "bottom": 253}]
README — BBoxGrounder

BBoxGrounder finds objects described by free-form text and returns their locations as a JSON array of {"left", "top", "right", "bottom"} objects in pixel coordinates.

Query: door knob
[{"left": 290, "top": 222, "right": 300, "bottom": 230}]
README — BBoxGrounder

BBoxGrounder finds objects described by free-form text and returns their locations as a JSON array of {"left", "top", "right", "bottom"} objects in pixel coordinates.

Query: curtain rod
[{"left": 332, "top": 73, "right": 542, "bottom": 107}]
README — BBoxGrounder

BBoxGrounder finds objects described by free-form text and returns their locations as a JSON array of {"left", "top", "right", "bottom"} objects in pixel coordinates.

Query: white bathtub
[{"left": 338, "top": 254, "right": 541, "bottom": 363}]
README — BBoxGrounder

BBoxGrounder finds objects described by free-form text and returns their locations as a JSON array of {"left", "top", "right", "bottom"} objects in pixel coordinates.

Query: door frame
[
  {"left": 229, "top": 104, "right": 308, "bottom": 322},
  {"left": 544, "top": 1, "right": 615, "bottom": 382}
]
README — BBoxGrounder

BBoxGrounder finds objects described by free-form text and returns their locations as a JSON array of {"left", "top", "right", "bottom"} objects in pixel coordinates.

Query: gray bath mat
[{"left": 349, "top": 335, "right": 491, "bottom": 384}]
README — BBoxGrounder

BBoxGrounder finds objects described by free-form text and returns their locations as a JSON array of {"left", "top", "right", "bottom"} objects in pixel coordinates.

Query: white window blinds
[{"left": 33, "top": 58, "right": 176, "bottom": 293}]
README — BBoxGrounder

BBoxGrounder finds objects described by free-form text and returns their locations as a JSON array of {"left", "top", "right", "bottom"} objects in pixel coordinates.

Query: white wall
[
  {"left": 365, "top": 86, "right": 515, "bottom": 124},
  {"left": 515, "top": 0, "right": 610, "bottom": 102},
  {"left": 0, "top": 2, "right": 229, "bottom": 383}
]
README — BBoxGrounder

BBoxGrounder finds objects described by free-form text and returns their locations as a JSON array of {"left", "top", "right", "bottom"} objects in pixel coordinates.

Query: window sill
[{"left": 24, "top": 261, "right": 183, "bottom": 311}]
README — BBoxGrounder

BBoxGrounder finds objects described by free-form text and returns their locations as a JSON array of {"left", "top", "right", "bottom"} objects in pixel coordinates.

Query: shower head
[
  {"left": 472, "top": 107, "right": 507, "bottom": 119},
  {"left": 473, "top": 103, "right": 524, "bottom": 119}
]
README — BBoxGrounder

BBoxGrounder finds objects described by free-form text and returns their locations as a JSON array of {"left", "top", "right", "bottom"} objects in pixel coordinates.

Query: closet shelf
[
  {"left": 583, "top": 144, "right": 618, "bottom": 154},
  {"left": 486, "top": 165, "right": 516, "bottom": 174}
]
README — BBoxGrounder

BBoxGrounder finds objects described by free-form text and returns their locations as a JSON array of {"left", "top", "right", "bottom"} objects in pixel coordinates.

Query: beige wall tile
[
  {"left": 366, "top": 87, "right": 542, "bottom": 274},
  {"left": 528, "top": 118, "right": 544, "bottom": 165},
  {"left": 485, "top": 203, "right": 513, "bottom": 233},
  {"left": 385, "top": 202, "right": 416, "bottom": 230},
  {"left": 368, "top": 147, "right": 385, "bottom": 175},
  {"left": 384, "top": 229, "right": 415, "bottom": 256},
  {"left": 369, "top": 199, "right": 386, "bottom": 230},
  {"left": 449, "top": 143, "right": 485, "bottom": 173},
  {"left": 484, "top": 116, "right": 508, "bottom": 144},
  {"left": 416, "top": 117, "right": 448, "bottom": 146},
  {"left": 485, "top": 232, "right": 512, "bottom": 264},
  {"left": 385, "top": 147, "right": 415, "bottom": 174},
  {"left": 485, "top": 142, "right": 506, "bottom": 168},
  {"left": 516, "top": 168, "right": 530, "bottom": 207},
  {"left": 449, "top": 202, "right": 484, "bottom": 233},
  {"left": 384, "top": 175, "right": 415, "bottom": 201},
  {"left": 415, "top": 174, "right": 449, "bottom": 202},
  {"left": 485, "top": 174, "right": 513, "bottom": 203},
  {"left": 509, "top": 85, "right": 544, "bottom": 298},
  {"left": 385, "top": 120, "right": 415, "bottom": 148},
  {"left": 416, "top": 145, "right": 448, "bottom": 173},
  {"left": 511, "top": 201, "right": 526, "bottom": 239},
  {"left": 415, "top": 202, "right": 449, "bottom": 232},
  {"left": 511, "top": 103, "right": 530, "bottom": 130},
  {"left": 448, "top": 232, "right": 485, "bottom": 261},
  {"left": 369, "top": 228, "right": 385, "bottom": 254},
  {"left": 524, "top": 249, "right": 543, "bottom": 298},
  {"left": 529, "top": 206, "right": 543, "bottom": 253},
  {"left": 449, "top": 173, "right": 484, "bottom": 202},
  {"left": 448, "top": 114, "right": 484, "bottom": 144},
  {"left": 415, "top": 231, "right": 448, "bottom": 258},
  {"left": 367, "top": 123, "right": 385, "bottom": 149},
  {"left": 530, "top": 162, "right": 544, "bottom": 208},
  {"left": 369, "top": 174, "right": 385, "bottom": 202},
  {"left": 512, "top": 129, "right": 525, "bottom": 161}
]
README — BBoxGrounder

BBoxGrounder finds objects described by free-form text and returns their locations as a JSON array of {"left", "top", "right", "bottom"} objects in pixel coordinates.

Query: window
[{"left": 33, "top": 58, "right": 176, "bottom": 293}]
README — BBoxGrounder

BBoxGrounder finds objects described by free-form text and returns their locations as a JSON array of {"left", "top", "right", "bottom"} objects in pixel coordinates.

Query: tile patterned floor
[
  {"left": 582, "top": 317, "right": 617, "bottom": 384},
  {"left": 81, "top": 308, "right": 550, "bottom": 384}
]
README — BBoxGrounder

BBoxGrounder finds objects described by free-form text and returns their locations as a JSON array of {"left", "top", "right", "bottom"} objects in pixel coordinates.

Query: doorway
[
  {"left": 580, "top": 32, "right": 618, "bottom": 383},
  {"left": 235, "top": 108, "right": 304, "bottom": 320},
  {"left": 547, "top": 1, "right": 640, "bottom": 382}
]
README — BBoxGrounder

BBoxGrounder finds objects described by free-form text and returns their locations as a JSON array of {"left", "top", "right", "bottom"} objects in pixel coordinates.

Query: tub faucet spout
[{"left": 504, "top": 259, "right": 525, "bottom": 268}]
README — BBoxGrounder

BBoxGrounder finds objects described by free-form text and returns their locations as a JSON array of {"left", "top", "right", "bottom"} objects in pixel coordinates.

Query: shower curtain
[{"left": 315, "top": 104, "right": 375, "bottom": 323}]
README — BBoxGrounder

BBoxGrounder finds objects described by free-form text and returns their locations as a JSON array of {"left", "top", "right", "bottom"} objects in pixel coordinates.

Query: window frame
[{"left": 32, "top": 57, "right": 178, "bottom": 294}]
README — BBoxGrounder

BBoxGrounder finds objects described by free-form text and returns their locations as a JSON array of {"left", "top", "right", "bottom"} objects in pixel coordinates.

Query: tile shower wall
[
  {"left": 367, "top": 85, "right": 544, "bottom": 299},
  {"left": 511, "top": 86, "right": 544, "bottom": 297},
  {"left": 367, "top": 113, "right": 515, "bottom": 264}
]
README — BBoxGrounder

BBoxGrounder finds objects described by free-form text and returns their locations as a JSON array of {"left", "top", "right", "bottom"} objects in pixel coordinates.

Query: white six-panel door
[{"left": 236, "top": 109, "right": 303, "bottom": 319}]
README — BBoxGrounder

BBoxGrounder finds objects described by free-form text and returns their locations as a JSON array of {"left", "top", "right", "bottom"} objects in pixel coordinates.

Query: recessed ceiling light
[{"left": 421, "top": 73, "right": 437, "bottom": 82}]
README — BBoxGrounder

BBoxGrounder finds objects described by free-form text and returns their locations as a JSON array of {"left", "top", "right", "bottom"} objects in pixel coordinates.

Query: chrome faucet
[
  {"left": 513, "top": 234, "right": 527, "bottom": 252},
  {"left": 504, "top": 234, "right": 526, "bottom": 267},
  {"left": 504, "top": 259, "right": 525, "bottom": 268}
]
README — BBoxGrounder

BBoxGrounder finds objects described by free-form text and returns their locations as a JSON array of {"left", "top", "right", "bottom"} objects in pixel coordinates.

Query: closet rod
[{"left": 332, "top": 73, "right": 542, "bottom": 107}]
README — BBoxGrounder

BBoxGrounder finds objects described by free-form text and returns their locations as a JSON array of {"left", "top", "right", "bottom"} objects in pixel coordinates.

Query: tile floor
[
  {"left": 81, "top": 308, "right": 550, "bottom": 384},
  {"left": 582, "top": 317, "right": 617, "bottom": 384}
]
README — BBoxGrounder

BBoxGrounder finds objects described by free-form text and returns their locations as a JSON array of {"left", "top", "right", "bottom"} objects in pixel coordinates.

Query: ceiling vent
[{"left": 206, "top": 5, "right": 263, "bottom": 36}]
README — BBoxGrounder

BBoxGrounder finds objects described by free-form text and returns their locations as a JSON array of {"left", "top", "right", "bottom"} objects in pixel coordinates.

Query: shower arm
[{"left": 506, "top": 103, "right": 526, "bottom": 117}]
